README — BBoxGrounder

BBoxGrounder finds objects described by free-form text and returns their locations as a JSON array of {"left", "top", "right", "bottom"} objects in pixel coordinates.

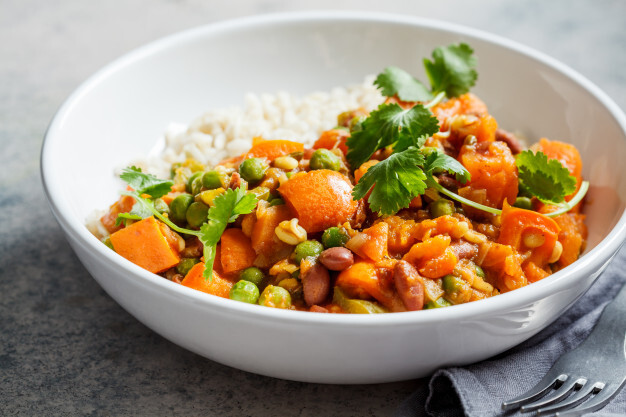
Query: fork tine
[
  {"left": 501, "top": 374, "right": 567, "bottom": 411},
  {"left": 533, "top": 381, "right": 601, "bottom": 415},
  {"left": 519, "top": 377, "right": 586, "bottom": 412},
  {"left": 555, "top": 381, "right": 625, "bottom": 417}
]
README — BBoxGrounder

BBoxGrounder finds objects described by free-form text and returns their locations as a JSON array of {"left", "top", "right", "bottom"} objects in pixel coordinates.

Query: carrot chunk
[
  {"left": 313, "top": 129, "right": 350, "bottom": 155},
  {"left": 459, "top": 141, "right": 518, "bottom": 208},
  {"left": 335, "top": 260, "right": 401, "bottom": 310},
  {"left": 498, "top": 201, "right": 561, "bottom": 267},
  {"left": 350, "top": 222, "right": 389, "bottom": 263},
  {"left": 251, "top": 204, "right": 293, "bottom": 256},
  {"left": 220, "top": 228, "right": 256, "bottom": 274},
  {"left": 181, "top": 262, "right": 233, "bottom": 298},
  {"left": 278, "top": 170, "right": 358, "bottom": 233},
  {"left": 100, "top": 195, "right": 135, "bottom": 234},
  {"left": 244, "top": 139, "right": 304, "bottom": 162},
  {"left": 110, "top": 217, "right": 180, "bottom": 273}
]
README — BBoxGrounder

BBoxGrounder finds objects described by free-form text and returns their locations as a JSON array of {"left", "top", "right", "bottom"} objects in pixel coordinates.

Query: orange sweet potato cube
[{"left": 110, "top": 217, "right": 180, "bottom": 273}]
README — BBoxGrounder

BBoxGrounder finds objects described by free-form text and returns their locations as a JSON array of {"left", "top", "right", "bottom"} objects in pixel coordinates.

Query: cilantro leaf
[
  {"left": 115, "top": 212, "right": 144, "bottom": 227},
  {"left": 198, "top": 187, "right": 258, "bottom": 280},
  {"left": 423, "top": 149, "right": 470, "bottom": 184},
  {"left": 374, "top": 66, "right": 432, "bottom": 102},
  {"left": 114, "top": 200, "right": 153, "bottom": 227},
  {"left": 516, "top": 150, "right": 577, "bottom": 204},
  {"left": 118, "top": 166, "right": 257, "bottom": 281},
  {"left": 352, "top": 147, "right": 427, "bottom": 215},
  {"left": 423, "top": 43, "right": 477, "bottom": 98},
  {"left": 346, "top": 103, "right": 440, "bottom": 168},
  {"left": 120, "top": 166, "right": 173, "bottom": 198}
]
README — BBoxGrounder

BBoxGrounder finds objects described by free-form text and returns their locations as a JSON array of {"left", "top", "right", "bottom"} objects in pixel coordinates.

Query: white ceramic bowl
[{"left": 41, "top": 12, "right": 626, "bottom": 383}]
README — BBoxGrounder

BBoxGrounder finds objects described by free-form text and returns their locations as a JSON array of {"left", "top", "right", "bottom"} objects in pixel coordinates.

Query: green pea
[
  {"left": 202, "top": 170, "right": 224, "bottom": 190},
  {"left": 337, "top": 111, "right": 354, "bottom": 127},
  {"left": 321, "top": 227, "right": 350, "bottom": 248},
  {"left": 513, "top": 196, "right": 533, "bottom": 210},
  {"left": 239, "top": 267, "right": 265, "bottom": 286},
  {"left": 239, "top": 158, "right": 268, "bottom": 183},
  {"left": 349, "top": 115, "right": 367, "bottom": 133},
  {"left": 186, "top": 201, "right": 209, "bottom": 228},
  {"left": 268, "top": 197, "right": 284, "bottom": 207},
  {"left": 176, "top": 258, "right": 200, "bottom": 276},
  {"left": 186, "top": 171, "right": 204, "bottom": 194},
  {"left": 170, "top": 194, "right": 194, "bottom": 223},
  {"left": 170, "top": 162, "right": 183, "bottom": 179},
  {"left": 248, "top": 186, "right": 270, "bottom": 201},
  {"left": 333, "top": 287, "right": 388, "bottom": 314},
  {"left": 429, "top": 199, "right": 455, "bottom": 218},
  {"left": 258, "top": 285, "right": 292, "bottom": 309},
  {"left": 291, "top": 269, "right": 301, "bottom": 280},
  {"left": 293, "top": 240, "right": 324, "bottom": 264},
  {"left": 230, "top": 280, "right": 260, "bottom": 304},
  {"left": 474, "top": 264, "right": 486, "bottom": 278},
  {"left": 153, "top": 198, "right": 170, "bottom": 215},
  {"left": 309, "top": 149, "right": 341, "bottom": 171},
  {"left": 442, "top": 274, "right": 464, "bottom": 293},
  {"left": 424, "top": 297, "right": 453, "bottom": 309}
]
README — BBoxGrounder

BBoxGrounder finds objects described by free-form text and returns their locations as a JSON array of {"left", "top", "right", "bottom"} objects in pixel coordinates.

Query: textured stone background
[{"left": 1, "top": 0, "right": 625, "bottom": 415}]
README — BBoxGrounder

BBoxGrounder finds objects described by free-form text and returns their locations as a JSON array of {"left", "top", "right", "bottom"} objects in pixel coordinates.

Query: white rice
[{"left": 133, "top": 76, "right": 384, "bottom": 178}]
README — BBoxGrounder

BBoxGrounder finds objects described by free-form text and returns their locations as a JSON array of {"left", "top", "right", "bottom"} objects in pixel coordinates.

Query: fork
[{"left": 502, "top": 283, "right": 626, "bottom": 416}]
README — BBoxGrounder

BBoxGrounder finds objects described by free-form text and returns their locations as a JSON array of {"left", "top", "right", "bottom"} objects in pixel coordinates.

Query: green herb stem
[
  {"left": 121, "top": 191, "right": 200, "bottom": 237},
  {"left": 542, "top": 181, "right": 589, "bottom": 217},
  {"left": 424, "top": 91, "right": 446, "bottom": 109},
  {"left": 427, "top": 179, "right": 589, "bottom": 218},
  {"left": 427, "top": 179, "right": 501, "bottom": 215}
]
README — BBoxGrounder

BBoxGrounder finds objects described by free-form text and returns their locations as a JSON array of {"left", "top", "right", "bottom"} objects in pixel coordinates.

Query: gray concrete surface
[{"left": 1, "top": 0, "right": 625, "bottom": 415}]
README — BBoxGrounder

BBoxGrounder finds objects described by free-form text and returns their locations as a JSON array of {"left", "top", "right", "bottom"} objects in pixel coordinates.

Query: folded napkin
[{"left": 396, "top": 245, "right": 626, "bottom": 417}]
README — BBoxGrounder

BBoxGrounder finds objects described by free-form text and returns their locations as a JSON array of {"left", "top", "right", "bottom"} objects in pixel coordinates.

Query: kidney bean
[
  {"left": 319, "top": 247, "right": 354, "bottom": 271},
  {"left": 450, "top": 240, "right": 478, "bottom": 260},
  {"left": 495, "top": 128, "right": 524, "bottom": 154},
  {"left": 393, "top": 260, "right": 425, "bottom": 311},
  {"left": 301, "top": 260, "right": 330, "bottom": 306}
]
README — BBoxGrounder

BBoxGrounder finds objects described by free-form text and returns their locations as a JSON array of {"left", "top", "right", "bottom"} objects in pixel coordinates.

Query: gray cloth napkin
[{"left": 396, "top": 245, "right": 626, "bottom": 417}]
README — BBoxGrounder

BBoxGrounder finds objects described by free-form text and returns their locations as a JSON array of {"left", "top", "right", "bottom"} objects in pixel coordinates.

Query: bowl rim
[{"left": 41, "top": 10, "right": 626, "bottom": 327}]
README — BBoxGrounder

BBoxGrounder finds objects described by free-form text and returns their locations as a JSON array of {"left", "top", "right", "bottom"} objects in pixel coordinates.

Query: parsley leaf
[
  {"left": 516, "top": 150, "right": 577, "bottom": 204},
  {"left": 198, "top": 188, "right": 257, "bottom": 280},
  {"left": 423, "top": 43, "right": 477, "bottom": 98},
  {"left": 352, "top": 147, "right": 427, "bottom": 215},
  {"left": 120, "top": 166, "right": 173, "bottom": 198},
  {"left": 423, "top": 149, "right": 470, "bottom": 184},
  {"left": 346, "top": 103, "right": 440, "bottom": 169},
  {"left": 374, "top": 66, "right": 432, "bottom": 102}
]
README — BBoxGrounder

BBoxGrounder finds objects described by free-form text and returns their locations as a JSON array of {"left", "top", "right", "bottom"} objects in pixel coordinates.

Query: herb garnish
[
  {"left": 349, "top": 43, "right": 587, "bottom": 217},
  {"left": 117, "top": 167, "right": 257, "bottom": 280}
]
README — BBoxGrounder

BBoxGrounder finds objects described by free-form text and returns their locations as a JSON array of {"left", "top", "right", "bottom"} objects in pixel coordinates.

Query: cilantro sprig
[
  {"left": 117, "top": 167, "right": 257, "bottom": 280},
  {"left": 349, "top": 44, "right": 587, "bottom": 217},
  {"left": 346, "top": 103, "right": 439, "bottom": 169},
  {"left": 516, "top": 150, "right": 588, "bottom": 216},
  {"left": 373, "top": 43, "right": 477, "bottom": 103},
  {"left": 516, "top": 150, "right": 577, "bottom": 204},
  {"left": 348, "top": 44, "right": 478, "bottom": 172},
  {"left": 352, "top": 147, "right": 473, "bottom": 216}
]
